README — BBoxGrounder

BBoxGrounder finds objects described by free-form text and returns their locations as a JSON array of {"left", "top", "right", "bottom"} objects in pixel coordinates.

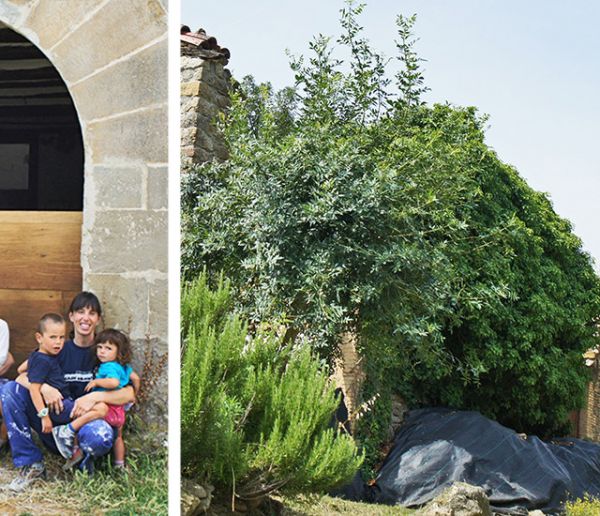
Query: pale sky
[{"left": 183, "top": 1, "right": 600, "bottom": 269}]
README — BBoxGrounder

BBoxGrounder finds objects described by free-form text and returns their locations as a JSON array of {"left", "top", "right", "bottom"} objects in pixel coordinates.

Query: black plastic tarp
[{"left": 337, "top": 408, "right": 600, "bottom": 515}]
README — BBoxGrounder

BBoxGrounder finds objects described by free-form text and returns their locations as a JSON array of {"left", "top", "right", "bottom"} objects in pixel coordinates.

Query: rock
[
  {"left": 181, "top": 479, "right": 214, "bottom": 515},
  {"left": 527, "top": 511, "right": 546, "bottom": 516},
  {"left": 388, "top": 394, "right": 408, "bottom": 438},
  {"left": 417, "top": 482, "right": 492, "bottom": 516}
]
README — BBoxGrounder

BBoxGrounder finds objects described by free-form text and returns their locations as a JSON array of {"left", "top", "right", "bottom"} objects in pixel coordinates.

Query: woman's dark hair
[
  {"left": 69, "top": 290, "right": 102, "bottom": 317},
  {"left": 69, "top": 291, "right": 102, "bottom": 317},
  {"left": 94, "top": 328, "right": 132, "bottom": 366}
]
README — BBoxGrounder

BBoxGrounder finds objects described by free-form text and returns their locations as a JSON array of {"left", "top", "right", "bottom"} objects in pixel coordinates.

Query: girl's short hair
[
  {"left": 69, "top": 291, "right": 102, "bottom": 317},
  {"left": 93, "top": 328, "right": 132, "bottom": 366}
]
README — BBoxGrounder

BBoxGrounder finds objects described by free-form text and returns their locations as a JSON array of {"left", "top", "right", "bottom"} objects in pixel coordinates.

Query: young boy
[{"left": 24, "top": 314, "right": 74, "bottom": 437}]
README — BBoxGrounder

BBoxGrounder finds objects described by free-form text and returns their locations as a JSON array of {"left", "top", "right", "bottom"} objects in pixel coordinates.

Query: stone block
[
  {"left": 195, "top": 96, "right": 220, "bottom": 117},
  {"left": 85, "top": 273, "right": 149, "bottom": 337},
  {"left": 181, "top": 108, "right": 207, "bottom": 129},
  {"left": 194, "top": 130, "right": 214, "bottom": 152},
  {"left": 85, "top": 211, "right": 167, "bottom": 273},
  {"left": 180, "top": 95, "right": 201, "bottom": 113},
  {"left": 71, "top": 40, "right": 167, "bottom": 121},
  {"left": 131, "top": 337, "right": 168, "bottom": 422},
  {"left": 147, "top": 165, "right": 168, "bottom": 210},
  {"left": 180, "top": 127, "right": 197, "bottom": 147},
  {"left": 25, "top": 0, "right": 101, "bottom": 50},
  {"left": 0, "top": 1, "right": 27, "bottom": 26},
  {"left": 181, "top": 480, "right": 214, "bottom": 515},
  {"left": 148, "top": 279, "right": 168, "bottom": 344},
  {"left": 180, "top": 56, "right": 206, "bottom": 81},
  {"left": 51, "top": 0, "right": 166, "bottom": 83},
  {"left": 87, "top": 105, "right": 168, "bottom": 163},
  {"left": 205, "top": 74, "right": 229, "bottom": 96},
  {"left": 92, "top": 166, "right": 144, "bottom": 209},
  {"left": 197, "top": 97, "right": 221, "bottom": 119},
  {"left": 181, "top": 81, "right": 201, "bottom": 97},
  {"left": 417, "top": 482, "right": 491, "bottom": 516}
]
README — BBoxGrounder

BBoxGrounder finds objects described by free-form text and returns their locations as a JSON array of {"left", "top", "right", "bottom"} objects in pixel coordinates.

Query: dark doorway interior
[{"left": 0, "top": 22, "right": 83, "bottom": 210}]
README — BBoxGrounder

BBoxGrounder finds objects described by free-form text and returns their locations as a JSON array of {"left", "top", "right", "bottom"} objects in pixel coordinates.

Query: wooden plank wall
[{"left": 0, "top": 211, "right": 82, "bottom": 376}]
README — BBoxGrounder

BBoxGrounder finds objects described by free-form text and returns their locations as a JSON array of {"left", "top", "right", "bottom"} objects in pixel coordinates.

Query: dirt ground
[{"left": 0, "top": 452, "right": 82, "bottom": 515}]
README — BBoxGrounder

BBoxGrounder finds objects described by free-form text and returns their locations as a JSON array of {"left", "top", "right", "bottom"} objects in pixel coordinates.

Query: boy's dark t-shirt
[
  {"left": 27, "top": 350, "right": 68, "bottom": 397},
  {"left": 57, "top": 339, "right": 95, "bottom": 400}
]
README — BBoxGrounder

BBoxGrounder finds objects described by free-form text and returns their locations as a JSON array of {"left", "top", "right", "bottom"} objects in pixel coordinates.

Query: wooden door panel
[
  {"left": 0, "top": 211, "right": 82, "bottom": 376},
  {"left": 0, "top": 289, "right": 69, "bottom": 367},
  {"left": 0, "top": 211, "right": 81, "bottom": 291}
]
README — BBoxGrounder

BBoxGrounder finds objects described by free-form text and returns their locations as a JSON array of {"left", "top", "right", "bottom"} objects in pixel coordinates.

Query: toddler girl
[{"left": 53, "top": 329, "right": 139, "bottom": 469}]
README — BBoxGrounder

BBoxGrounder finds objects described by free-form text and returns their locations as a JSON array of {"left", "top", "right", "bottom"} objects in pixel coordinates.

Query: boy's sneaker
[
  {"left": 6, "top": 462, "right": 46, "bottom": 492},
  {"left": 52, "top": 424, "right": 75, "bottom": 459}
]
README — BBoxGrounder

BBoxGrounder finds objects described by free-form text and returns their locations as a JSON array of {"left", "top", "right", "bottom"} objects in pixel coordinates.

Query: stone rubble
[{"left": 416, "top": 482, "right": 492, "bottom": 516}]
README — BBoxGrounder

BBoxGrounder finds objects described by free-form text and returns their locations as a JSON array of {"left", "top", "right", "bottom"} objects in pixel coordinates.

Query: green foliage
[
  {"left": 182, "top": 0, "right": 600, "bottom": 454},
  {"left": 566, "top": 495, "right": 600, "bottom": 516},
  {"left": 181, "top": 272, "right": 362, "bottom": 497}
]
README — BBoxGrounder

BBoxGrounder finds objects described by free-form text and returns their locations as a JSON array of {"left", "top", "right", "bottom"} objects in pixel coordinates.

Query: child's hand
[
  {"left": 41, "top": 416, "right": 52, "bottom": 433},
  {"left": 84, "top": 380, "right": 97, "bottom": 392}
]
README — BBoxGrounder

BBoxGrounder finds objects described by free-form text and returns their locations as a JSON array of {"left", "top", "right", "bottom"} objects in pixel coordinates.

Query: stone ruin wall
[
  {"left": 578, "top": 362, "right": 600, "bottom": 441},
  {"left": 181, "top": 33, "right": 230, "bottom": 166}
]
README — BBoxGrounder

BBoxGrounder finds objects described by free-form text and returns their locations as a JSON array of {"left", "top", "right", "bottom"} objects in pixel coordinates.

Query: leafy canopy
[{"left": 182, "top": 1, "right": 600, "bottom": 439}]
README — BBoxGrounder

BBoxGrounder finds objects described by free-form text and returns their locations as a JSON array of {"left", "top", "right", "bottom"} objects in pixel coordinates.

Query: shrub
[
  {"left": 566, "top": 495, "right": 600, "bottom": 516},
  {"left": 181, "top": 272, "right": 362, "bottom": 498}
]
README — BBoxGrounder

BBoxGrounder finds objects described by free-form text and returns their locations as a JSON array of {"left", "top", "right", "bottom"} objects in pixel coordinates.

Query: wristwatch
[{"left": 36, "top": 407, "right": 49, "bottom": 418}]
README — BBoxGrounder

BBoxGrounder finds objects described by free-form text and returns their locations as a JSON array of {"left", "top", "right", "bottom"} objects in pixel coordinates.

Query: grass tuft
[{"left": 0, "top": 426, "right": 167, "bottom": 515}]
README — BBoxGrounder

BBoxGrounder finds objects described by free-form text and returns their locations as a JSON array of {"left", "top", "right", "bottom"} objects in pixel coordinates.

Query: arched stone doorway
[
  {"left": 0, "top": 21, "right": 83, "bottom": 372},
  {"left": 0, "top": 0, "right": 168, "bottom": 421}
]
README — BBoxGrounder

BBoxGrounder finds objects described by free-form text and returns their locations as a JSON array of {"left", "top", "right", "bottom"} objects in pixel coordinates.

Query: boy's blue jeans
[{"left": 1, "top": 381, "right": 114, "bottom": 467}]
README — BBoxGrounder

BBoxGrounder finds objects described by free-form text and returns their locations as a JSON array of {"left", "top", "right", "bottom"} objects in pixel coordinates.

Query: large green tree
[{"left": 182, "top": 2, "right": 600, "bottom": 440}]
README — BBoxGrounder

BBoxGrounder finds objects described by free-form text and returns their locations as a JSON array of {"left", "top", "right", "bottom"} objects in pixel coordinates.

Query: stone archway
[
  {"left": 0, "top": 0, "right": 168, "bottom": 420},
  {"left": 0, "top": 21, "right": 84, "bottom": 370}
]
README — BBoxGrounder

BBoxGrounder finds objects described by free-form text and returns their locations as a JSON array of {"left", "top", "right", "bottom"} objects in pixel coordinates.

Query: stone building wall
[
  {"left": 180, "top": 27, "right": 230, "bottom": 165},
  {"left": 578, "top": 359, "right": 600, "bottom": 441},
  {"left": 0, "top": 0, "right": 168, "bottom": 424}
]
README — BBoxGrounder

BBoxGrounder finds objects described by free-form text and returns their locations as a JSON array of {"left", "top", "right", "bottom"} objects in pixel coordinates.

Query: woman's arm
[
  {"left": 16, "top": 374, "right": 65, "bottom": 414},
  {"left": 84, "top": 377, "right": 120, "bottom": 392},
  {"left": 16, "top": 358, "right": 28, "bottom": 375},
  {"left": 71, "top": 385, "right": 135, "bottom": 418},
  {"left": 129, "top": 371, "right": 141, "bottom": 394}
]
